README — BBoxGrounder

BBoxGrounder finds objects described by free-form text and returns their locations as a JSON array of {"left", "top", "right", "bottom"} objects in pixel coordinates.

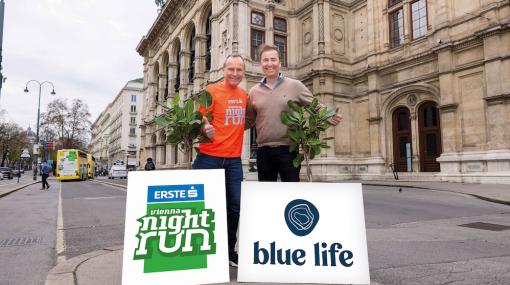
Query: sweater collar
[{"left": 260, "top": 73, "right": 284, "bottom": 90}]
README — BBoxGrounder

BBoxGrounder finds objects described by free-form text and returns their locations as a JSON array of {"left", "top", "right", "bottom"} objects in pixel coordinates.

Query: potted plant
[
  {"left": 280, "top": 98, "right": 336, "bottom": 182},
  {"left": 154, "top": 90, "right": 212, "bottom": 169}
]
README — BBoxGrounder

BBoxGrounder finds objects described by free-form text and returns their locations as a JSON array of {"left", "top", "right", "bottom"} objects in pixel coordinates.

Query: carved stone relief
[
  {"left": 302, "top": 16, "right": 313, "bottom": 59},
  {"left": 331, "top": 13, "right": 345, "bottom": 55},
  {"left": 407, "top": 94, "right": 418, "bottom": 106}
]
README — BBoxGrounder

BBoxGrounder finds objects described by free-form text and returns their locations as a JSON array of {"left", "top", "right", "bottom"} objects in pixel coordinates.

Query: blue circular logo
[{"left": 284, "top": 199, "right": 320, "bottom": 237}]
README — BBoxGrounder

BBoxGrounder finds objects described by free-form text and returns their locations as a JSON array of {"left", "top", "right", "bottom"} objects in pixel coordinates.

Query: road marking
[
  {"left": 56, "top": 182, "right": 66, "bottom": 263},
  {"left": 71, "top": 196, "right": 119, "bottom": 200},
  {"left": 89, "top": 180, "right": 127, "bottom": 191}
]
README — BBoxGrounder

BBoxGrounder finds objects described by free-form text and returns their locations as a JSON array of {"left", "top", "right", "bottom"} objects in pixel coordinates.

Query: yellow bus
[
  {"left": 87, "top": 154, "right": 96, "bottom": 179},
  {"left": 56, "top": 149, "right": 89, "bottom": 181}
]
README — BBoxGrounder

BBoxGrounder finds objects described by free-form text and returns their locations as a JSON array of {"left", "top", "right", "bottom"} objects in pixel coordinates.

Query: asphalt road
[{"left": 0, "top": 181, "right": 509, "bottom": 284}]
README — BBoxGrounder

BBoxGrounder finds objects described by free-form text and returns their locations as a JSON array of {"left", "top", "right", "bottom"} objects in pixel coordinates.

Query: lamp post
[{"left": 24, "top": 80, "right": 56, "bottom": 180}]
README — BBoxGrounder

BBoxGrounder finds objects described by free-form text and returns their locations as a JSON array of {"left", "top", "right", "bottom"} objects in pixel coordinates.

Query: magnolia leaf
[
  {"left": 287, "top": 130, "right": 299, "bottom": 142},
  {"left": 184, "top": 100, "right": 194, "bottom": 119},
  {"left": 293, "top": 153, "right": 303, "bottom": 168},
  {"left": 281, "top": 112, "right": 292, "bottom": 126},
  {"left": 313, "top": 145, "right": 322, "bottom": 155},
  {"left": 289, "top": 143, "right": 298, "bottom": 153},
  {"left": 166, "top": 132, "right": 181, "bottom": 144},
  {"left": 197, "top": 136, "right": 211, "bottom": 143},
  {"left": 196, "top": 90, "right": 212, "bottom": 108},
  {"left": 154, "top": 116, "right": 168, "bottom": 127},
  {"left": 287, "top": 100, "right": 301, "bottom": 113},
  {"left": 171, "top": 93, "right": 180, "bottom": 107}
]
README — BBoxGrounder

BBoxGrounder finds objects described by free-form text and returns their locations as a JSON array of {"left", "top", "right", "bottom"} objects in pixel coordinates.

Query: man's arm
[
  {"left": 202, "top": 116, "right": 215, "bottom": 139},
  {"left": 296, "top": 80, "right": 342, "bottom": 126},
  {"left": 244, "top": 94, "right": 256, "bottom": 130}
]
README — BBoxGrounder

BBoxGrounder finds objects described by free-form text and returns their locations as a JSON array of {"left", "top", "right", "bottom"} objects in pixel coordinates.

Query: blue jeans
[{"left": 192, "top": 153, "right": 243, "bottom": 255}]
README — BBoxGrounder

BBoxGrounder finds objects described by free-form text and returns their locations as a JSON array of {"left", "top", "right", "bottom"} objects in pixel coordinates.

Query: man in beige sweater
[{"left": 247, "top": 45, "right": 342, "bottom": 182}]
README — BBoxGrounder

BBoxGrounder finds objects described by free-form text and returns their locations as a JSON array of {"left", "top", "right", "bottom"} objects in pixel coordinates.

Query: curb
[
  {"left": 361, "top": 182, "right": 510, "bottom": 206},
  {"left": 45, "top": 245, "right": 123, "bottom": 285},
  {"left": 0, "top": 181, "right": 39, "bottom": 198}
]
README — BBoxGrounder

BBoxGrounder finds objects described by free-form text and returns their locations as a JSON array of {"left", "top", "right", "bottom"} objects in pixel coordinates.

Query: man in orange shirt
[{"left": 192, "top": 54, "right": 247, "bottom": 267}]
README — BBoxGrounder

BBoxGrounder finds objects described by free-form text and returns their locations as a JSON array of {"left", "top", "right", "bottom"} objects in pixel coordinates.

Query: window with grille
[
  {"left": 411, "top": 0, "right": 427, "bottom": 39},
  {"left": 251, "top": 11, "right": 265, "bottom": 61},
  {"left": 389, "top": 9, "right": 404, "bottom": 47},
  {"left": 251, "top": 29, "right": 265, "bottom": 61}
]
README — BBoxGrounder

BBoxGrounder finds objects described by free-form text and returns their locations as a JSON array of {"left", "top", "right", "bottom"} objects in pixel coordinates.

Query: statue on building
[{"left": 155, "top": 0, "right": 166, "bottom": 10}]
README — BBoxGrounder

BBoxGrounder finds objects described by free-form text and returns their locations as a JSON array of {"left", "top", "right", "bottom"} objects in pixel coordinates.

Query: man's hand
[
  {"left": 328, "top": 107, "right": 343, "bottom": 126},
  {"left": 202, "top": 117, "right": 215, "bottom": 139}
]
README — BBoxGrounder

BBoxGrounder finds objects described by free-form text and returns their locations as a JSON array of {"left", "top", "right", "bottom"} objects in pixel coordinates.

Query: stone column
[
  {"left": 167, "top": 62, "right": 178, "bottom": 98},
  {"left": 483, "top": 33, "right": 507, "bottom": 150},
  {"left": 317, "top": 0, "right": 325, "bottom": 55},
  {"left": 436, "top": 47, "right": 460, "bottom": 153},
  {"left": 232, "top": 0, "right": 239, "bottom": 54},
  {"left": 180, "top": 50, "right": 191, "bottom": 98},
  {"left": 194, "top": 34, "right": 208, "bottom": 87}
]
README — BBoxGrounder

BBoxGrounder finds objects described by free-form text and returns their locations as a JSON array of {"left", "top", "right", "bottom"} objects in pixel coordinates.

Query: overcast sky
[{"left": 0, "top": 0, "right": 157, "bottom": 129}]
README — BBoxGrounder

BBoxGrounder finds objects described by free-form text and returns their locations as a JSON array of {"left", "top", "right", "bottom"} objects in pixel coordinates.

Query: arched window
[
  {"left": 188, "top": 27, "right": 196, "bottom": 83},
  {"left": 206, "top": 10, "right": 212, "bottom": 71},
  {"left": 163, "top": 52, "right": 169, "bottom": 100},
  {"left": 392, "top": 107, "right": 412, "bottom": 172},
  {"left": 174, "top": 42, "right": 181, "bottom": 93},
  {"left": 153, "top": 62, "right": 159, "bottom": 102}
]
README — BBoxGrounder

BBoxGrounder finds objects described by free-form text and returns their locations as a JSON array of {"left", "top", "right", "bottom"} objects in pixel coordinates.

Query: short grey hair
[{"left": 223, "top": 54, "right": 246, "bottom": 68}]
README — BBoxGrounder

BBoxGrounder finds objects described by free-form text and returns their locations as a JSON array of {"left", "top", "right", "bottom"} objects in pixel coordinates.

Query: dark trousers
[
  {"left": 192, "top": 153, "right": 243, "bottom": 256},
  {"left": 42, "top": 173, "right": 50, "bottom": 189},
  {"left": 256, "top": 146, "right": 301, "bottom": 182}
]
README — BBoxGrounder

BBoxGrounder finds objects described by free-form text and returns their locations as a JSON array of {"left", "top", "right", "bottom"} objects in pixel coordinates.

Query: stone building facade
[
  {"left": 90, "top": 79, "right": 144, "bottom": 171},
  {"left": 136, "top": 0, "right": 510, "bottom": 183}
]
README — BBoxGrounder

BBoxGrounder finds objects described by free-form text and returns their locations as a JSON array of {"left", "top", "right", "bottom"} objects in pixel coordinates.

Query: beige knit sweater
[{"left": 246, "top": 77, "right": 318, "bottom": 147}]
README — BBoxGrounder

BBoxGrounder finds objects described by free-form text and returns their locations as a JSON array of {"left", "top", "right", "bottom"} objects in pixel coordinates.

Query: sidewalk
[
  {"left": 0, "top": 177, "right": 52, "bottom": 198},
  {"left": 44, "top": 180, "right": 509, "bottom": 285}
]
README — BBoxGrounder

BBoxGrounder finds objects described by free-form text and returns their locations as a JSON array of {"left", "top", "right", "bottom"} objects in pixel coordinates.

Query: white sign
[
  {"left": 238, "top": 182, "right": 370, "bottom": 284},
  {"left": 20, "top": 149, "right": 30, "bottom": 158},
  {"left": 127, "top": 157, "right": 137, "bottom": 166},
  {"left": 122, "top": 169, "right": 229, "bottom": 285},
  {"left": 33, "top": 144, "right": 39, "bottom": 155}
]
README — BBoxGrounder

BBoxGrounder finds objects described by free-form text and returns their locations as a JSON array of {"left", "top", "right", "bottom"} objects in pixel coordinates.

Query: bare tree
[
  {"left": 40, "top": 98, "right": 91, "bottom": 150},
  {"left": 0, "top": 122, "right": 29, "bottom": 167}
]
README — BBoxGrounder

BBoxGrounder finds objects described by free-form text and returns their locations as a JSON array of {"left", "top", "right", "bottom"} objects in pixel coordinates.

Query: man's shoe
[
  {"left": 229, "top": 252, "right": 238, "bottom": 267},
  {"left": 47, "top": 185, "right": 50, "bottom": 189}
]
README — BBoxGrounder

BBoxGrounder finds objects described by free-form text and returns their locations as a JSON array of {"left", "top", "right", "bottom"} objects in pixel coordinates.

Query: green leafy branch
[
  {"left": 154, "top": 90, "right": 212, "bottom": 169},
  {"left": 281, "top": 98, "right": 336, "bottom": 182}
]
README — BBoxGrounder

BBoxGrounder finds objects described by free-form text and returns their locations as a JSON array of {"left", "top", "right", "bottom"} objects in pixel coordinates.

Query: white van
[{"left": 108, "top": 165, "right": 127, "bottom": 179}]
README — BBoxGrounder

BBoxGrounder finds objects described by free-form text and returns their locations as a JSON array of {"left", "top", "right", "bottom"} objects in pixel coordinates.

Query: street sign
[
  {"left": 33, "top": 144, "right": 40, "bottom": 155},
  {"left": 20, "top": 149, "right": 30, "bottom": 158}
]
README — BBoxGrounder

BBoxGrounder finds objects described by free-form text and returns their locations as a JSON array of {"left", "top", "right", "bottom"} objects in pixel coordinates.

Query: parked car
[
  {"left": 0, "top": 167, "right": 14, "bottom": 179},
  {"left": 108, "top": 165, "right": 127, "bottom": 179},
  {"left": 12, "top": 169, "right": 21, "bottom": 177}
]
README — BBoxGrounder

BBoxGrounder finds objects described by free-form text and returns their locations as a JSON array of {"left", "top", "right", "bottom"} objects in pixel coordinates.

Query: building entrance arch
[
  {"left": 392, "top": 107, "right": 412, "bottom": 172},
  {"left": 418, "top": 101, "right": 442, "bottom": 172}
]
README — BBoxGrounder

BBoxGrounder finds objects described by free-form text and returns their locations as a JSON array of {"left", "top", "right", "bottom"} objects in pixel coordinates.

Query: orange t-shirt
[{"left": 198, "top": 81, "right": 247, "bottom": 158}]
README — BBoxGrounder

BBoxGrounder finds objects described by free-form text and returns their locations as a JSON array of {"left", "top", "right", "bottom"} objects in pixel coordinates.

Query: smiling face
[
  {"left": 222, "top": 56, "right": 245, "bottom": 88},
  {"left": 260, "top": 49, "right": 281, "bottom": 80}
]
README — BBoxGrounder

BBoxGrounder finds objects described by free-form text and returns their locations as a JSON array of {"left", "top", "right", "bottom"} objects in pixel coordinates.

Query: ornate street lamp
[{"left": 24, "top": 80, "right": 56, "bottom": 180}]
